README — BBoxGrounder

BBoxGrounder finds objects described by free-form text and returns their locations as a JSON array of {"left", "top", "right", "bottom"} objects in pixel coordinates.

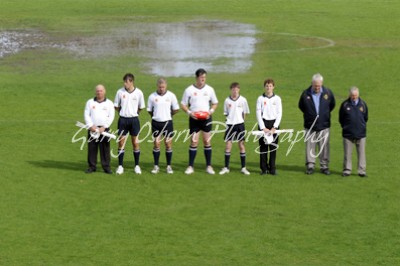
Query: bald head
[{"left": 95, "top": 84, "right": 106, "bottom": 101}]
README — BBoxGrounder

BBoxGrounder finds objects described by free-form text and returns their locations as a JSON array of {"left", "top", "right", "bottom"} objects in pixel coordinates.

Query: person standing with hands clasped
[
  {"left": 219, "top": 82, "right": 251, "bottom": 175},
  {"left": 298, "top": 73, "right": 335, "bottom": 175},
  {"left": 147, "top": 78, "right": 180, "bottom": 174},
  {"left": 339, "top": 86, "right": 368, "bottom": 177},
  {"left": 84, "top": 84, "right": 115, "bottom": 174},
  {"left": 256, "top": 79, "right": 282, "bottom": 175},
  {"left": 181, "top": 68, "right": 218, "bottom": 175}
]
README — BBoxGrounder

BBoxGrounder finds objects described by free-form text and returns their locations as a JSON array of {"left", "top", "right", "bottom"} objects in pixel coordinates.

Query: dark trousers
[
  {"left": 87, "top": 130, "right": 111, "bottom": 171},
  {"left": 259, "top": 119, "right": 279, "bottom": 173}
]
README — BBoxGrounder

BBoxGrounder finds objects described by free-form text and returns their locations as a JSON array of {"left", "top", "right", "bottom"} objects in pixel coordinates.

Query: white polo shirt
[
  {"left": 114, "top": 87, "right": 145, "bottom": 118},
  {"left": 223, "top": 95, "right": 250, "bottom": 125},
  {"left": 147, "top": 91, "right": 180, "bottom": 122},
  {"left": 181, "top": 84, "right": 218, "bottom": 112},
  {"left": 256, "top": 94, "right": 282, "bottom": 129},
  {"left": 84, "top": 97, "right": 115, "bottom": 128}
]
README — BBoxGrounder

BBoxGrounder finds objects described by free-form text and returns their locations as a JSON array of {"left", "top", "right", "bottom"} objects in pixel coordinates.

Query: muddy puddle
[{"left": 0, "top": 20, "right": 257, "bottom": 76}]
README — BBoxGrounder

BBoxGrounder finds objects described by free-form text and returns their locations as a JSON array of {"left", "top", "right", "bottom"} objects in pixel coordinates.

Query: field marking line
[{"left": 257, "top": 32, "right": 336, "bottom": 52}]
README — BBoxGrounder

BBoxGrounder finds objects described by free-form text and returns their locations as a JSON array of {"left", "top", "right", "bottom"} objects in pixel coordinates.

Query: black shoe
[
  {"left": 104, "top": 169, "right": 113, "bottom": 174},
  {"left": 260, "top": 171, "right": 268, "bottom": 175},
  {"left": 306, "top": 168, "right": 314, "bottom": 175},
  {"left": 359, "top": 173, "right": 367, "bottom": 178},
  {"left": 321, "top": 168, "right": 331, "bottom": 175},
  {"left": 342, "top": 172, "right": 350, "bottom": 177},
  {"left": 85, "top": 168, "right": 96, "bottom": 174},
  {"left": 269, "top": 171, "right": 277, "bottom": 175}
]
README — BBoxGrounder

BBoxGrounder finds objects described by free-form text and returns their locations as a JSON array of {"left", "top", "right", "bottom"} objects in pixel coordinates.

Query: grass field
[{"left": 1, "top": 0, "right": 400, "bottom": 265}]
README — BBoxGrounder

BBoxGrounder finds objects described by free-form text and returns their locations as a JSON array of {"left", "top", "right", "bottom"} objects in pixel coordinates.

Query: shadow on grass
[
  {"left": 27, "top": 160, "right": 84, "bottom": 172},
  {"left": 27, "top": 160, "right": 193, "bottom": 174},
  {"left": 246, "top": 161, "right": 342, "bottom": 175}
]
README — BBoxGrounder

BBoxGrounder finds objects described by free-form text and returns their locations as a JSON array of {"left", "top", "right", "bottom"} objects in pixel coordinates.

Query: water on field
[{"left": 0, "top": 20, "right": 257, "bottom": 77}]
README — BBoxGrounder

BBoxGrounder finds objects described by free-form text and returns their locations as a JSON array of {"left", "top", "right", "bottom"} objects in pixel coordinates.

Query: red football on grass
[{"left": 193, "top": 111, "right": 209, "bottom": 120}]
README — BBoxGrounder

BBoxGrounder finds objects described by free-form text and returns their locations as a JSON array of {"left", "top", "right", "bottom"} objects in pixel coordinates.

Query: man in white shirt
[
  {"left": 219, "top": 82, "right": 250, "bottom": 175},
  {"left": 256, "top": 79, "right": 282, "bottom": 175},
  {"left": 181, "top": 69, "right": 218, "bottom": 175},
  {"left": 147, "top": 78, "right": 180, "bottom": 174},
  {"left": 114, "top": 73, "right": 145, "bottom": 175},
  {"left": 84, "top": 84, "right": 115, "bottom": 174}
]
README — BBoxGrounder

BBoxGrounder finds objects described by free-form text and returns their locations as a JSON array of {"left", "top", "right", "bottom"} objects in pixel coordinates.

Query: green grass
[{"left": 1, "top": 0, "right": 400, "bottom": 265}]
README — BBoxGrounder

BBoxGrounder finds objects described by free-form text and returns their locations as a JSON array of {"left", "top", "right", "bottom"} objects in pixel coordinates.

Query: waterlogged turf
[{"left": 0, "top": 0, "right": 399, "bottom": 265}]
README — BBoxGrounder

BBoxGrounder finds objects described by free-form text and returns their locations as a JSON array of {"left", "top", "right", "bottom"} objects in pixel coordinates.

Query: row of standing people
[{"left": 83, "top": 69, "right": 368, "bottom": 177}]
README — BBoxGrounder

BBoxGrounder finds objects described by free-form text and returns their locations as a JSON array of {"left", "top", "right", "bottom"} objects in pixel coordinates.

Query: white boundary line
[{"left": 257, "top": 32, "right": 336, "bottom": 52}]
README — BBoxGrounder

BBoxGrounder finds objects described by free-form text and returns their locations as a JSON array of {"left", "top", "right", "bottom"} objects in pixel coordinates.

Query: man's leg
[
  {"left": 132, "top": 136, "right": 140, "bottom": 166},
  {"left": 305, "top": 129, "right": 317, "bottom": 172},
  {"left": 268, "top": 134, "right": 279, "bottom": 175},
  {"left": 153, "top": 135, "right": 161, "bottom": 167},
  {"left": 117, "top": 135, "right": 127, "bottom": 167},
  {"left": 259, "top": 137, "right": 268, "bottom": 173},
  {"left": 189, "top": 132, "right": 199, "bottom": 167},
  {"left": 224, "top": 141, "right": 232, "bottom": 169},
  {"left": 99, "top": 136, "right": 111, "bottom": 172},
  {"left": 165, "top": 137, "right": 173, "bottom": 166},
  {"left": 319, "top": 128, "right": 330, "bottom": 171},
  {"left": 356, "top": 137, "right": 367, "bottom": 176},
  {"left": 343, "top": 137, "right": 353, "bottom": 175},
  {"left": 238, "top": 140, "right": 246, "bottom": 169},
  {"left": 203, "top": 131, "right": 213, "bottom": 167},
  {"left": 87, "top": 132, "right": 98, "bottom": 171}
]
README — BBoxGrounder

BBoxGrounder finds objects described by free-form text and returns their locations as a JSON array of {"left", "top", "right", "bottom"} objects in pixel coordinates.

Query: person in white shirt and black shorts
[
  {"left": 147, "top": 78, "right": 180, "bottom": 174},
  {"left": 114, "top": 73, "right": 145, "bottom": 175},
  {"left": 84, "top": 84, "right": 115, "bottom": 174},
  {"left": 181, "top": 69, "right": 218, "bottom": 175},
  {"left": 219, "top": 82, "right": 251, "bottom": 175},
  {"left": 256, "top": 79, "right": 282, "bottom": 175}
]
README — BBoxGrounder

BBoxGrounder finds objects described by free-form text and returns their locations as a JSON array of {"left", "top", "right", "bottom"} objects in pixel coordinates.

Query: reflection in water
[
  {"left": 113, "top": 20, "right": 257, "bottom": 76},
  {"left": 0, "top": 20, "right": 257, "bottom": 76}
]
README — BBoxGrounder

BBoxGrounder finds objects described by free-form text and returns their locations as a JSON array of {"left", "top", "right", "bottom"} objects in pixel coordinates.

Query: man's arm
[
  {"left": 298, "top": 92, "right": 305, "bottom": 112},
  {"left": 255, "top": 97, "right": 265, "bottom": 131},
  {"left": 84, "top": 100, "right": 96, "bottom": 132},
  {"left": 330, "top": 89, "right": 336, "bottom": 111}
]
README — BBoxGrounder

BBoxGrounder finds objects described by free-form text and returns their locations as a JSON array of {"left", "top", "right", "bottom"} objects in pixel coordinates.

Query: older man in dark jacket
[
  {"left": 299, "top": 73, "right": 336, "bottom": 175},
  {"left": 339, "top": 87, "right": 368, "bottom": 177}
]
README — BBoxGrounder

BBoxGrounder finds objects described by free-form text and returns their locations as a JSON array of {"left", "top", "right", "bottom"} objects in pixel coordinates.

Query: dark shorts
[
  {"left": 189, "top": 116, "right": 212, "bottom": 134},
  {"left": 118, "top": 116, "right": 140, "bottom": 136},
  {"left": 224, "top": 123, "right": 246, "bottom": 142},
  {"left": 152, "top": 120, "right": 175, "bottom": 138}
]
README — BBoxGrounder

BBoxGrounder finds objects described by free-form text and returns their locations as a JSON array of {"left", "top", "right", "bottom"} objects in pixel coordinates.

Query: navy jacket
[
  {"left": 298, "top": 86, "right": 336, "bottom": 131},
  {"left": 339, "top": 98, "right": 368, "bottom": 139}
]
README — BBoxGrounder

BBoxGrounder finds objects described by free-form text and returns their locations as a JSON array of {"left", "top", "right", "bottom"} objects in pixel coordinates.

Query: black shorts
[
  {"left": 118, "top": 116, "right": 140, "bottom": 136},
  {"left": 189, "top": 116, "right": 212, "bottom": 134},
  {"left": 152, "top": 120, "right": 174, "bottom": 138},
  {"left": 224, "top": 123, "right": 246, "bottom": 142}
]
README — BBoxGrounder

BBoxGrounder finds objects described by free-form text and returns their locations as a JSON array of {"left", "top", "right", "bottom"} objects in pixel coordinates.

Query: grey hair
[
  {"left": 349, "top": 86, "right": 359, "bottom": 94},
  {"left": 312, "top": 73, "right": 324, "bottom": 83},
  {"left": 157, "top": 77, "right": 167, "bottom": 85}
]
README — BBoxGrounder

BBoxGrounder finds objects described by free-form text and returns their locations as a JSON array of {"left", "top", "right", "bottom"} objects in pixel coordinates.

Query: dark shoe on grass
[
  {"left": 85, "top": 168, "right": 96, "bottom": 174},
  {"left": 321, "top": 168, "right": 331, "bottom": 175}
]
